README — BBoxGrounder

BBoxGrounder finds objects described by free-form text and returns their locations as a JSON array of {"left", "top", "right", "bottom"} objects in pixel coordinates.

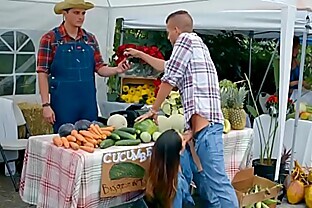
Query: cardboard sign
[{"left": 100, "top": 146, "right": 153, "bottom": 197}]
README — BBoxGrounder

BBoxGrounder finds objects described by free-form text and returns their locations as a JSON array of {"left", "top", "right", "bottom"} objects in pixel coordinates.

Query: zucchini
[
  {"left": 115, "top": 139, "right": 141, "bottom": 146},
  {"left": 113, "top": 130, "right": 137, "bottom": 140},
  {"left": 109, "top": 162, "right": 145, "bottom": 180},
  {"left": 100, "top": 139, "right": 115, "bottom": 149},
  {"left": 108, "top": 132, "right": 121, "bottom": 140},
  {"left": 135, "top": 129, "right": 141, "bottom": 135},
  {"left": 118, "top": 127, "right": 137, "bottom": 135}
]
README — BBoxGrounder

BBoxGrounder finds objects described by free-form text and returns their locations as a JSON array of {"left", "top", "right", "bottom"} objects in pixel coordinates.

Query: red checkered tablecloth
[
  {"left": 19, "top": 134, "right": 152, "bottom": 208},
  {"left": 223, "top": 128, "right": 254, "bottom": 181},
  {"left": 19, "top": 128, "right": 253, "bottom": 207}
]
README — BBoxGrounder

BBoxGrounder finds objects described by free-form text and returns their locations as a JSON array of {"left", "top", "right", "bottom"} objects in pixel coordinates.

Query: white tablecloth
[{"left": 253, "top": 115, "right": 312, "bottom": 167}]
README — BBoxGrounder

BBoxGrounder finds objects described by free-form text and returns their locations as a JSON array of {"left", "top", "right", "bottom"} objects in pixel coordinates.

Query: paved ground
[{"left": 0, "top": 165, "right": 306, "bottom": 208}]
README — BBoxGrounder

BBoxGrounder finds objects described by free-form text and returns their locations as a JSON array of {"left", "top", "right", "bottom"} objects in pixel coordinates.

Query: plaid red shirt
[
  {"left": 161, "top": 33, "right": 224, "bottom": 129},
  {"left": 37, "top": 24, "right": 105, "bottom": 74}
]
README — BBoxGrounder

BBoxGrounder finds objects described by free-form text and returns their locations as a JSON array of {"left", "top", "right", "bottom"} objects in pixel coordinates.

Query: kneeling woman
[{"left": 145, "top": 129, "right": 195, "bottom": 208}]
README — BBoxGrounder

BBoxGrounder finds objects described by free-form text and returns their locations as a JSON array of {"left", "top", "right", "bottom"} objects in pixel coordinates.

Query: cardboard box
[{"left": 231, "top": 168, "right": 282, "bottom": 208}]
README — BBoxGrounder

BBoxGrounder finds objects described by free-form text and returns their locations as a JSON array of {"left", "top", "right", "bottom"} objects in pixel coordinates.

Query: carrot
[
  {"left": 101, "top": 134, "right": 107, "bottom": 140},
  {"left": 53, "top": 136, "right": 63, "bottom": 147},
  {"left": 80, "top": 146, "right": 95, "bottom": 153},
  {"left": 61, "top": 137, "right": 70, "bottom": 148},
  {"left": 90, "top": 124, "right": 102, "bottom": 136},
  {"left": 71, "top": 130, "right": 87, "bottom": 143},
  {"left": 83, "top": 142, "right": 95, "bottom": 148},
  {"left": 79, "top": 130, "right": 95, "bottom": 139},
  {"left": 87, "top": 128, "right": 102, "bottom": 139},
  {"left": 85, "top": 137, "right": 98, "bottom": 146},
  {"left": 76, "top": 140, "right": 82, "bottom": 146},
  {"left": 94, "top": 124, "right": 103, "bottom": 135},
  {"left": 66, "top": 135, "right": 76, "bottom": 142},
  {"left": 101, "top": 130, "right": 111, "bottom": 137},
  {"left": 100, "top": 126, "right": 114, "bottom": 132},
  {"left": 69, "top": 142, "right": 80, "bottom": 150}
]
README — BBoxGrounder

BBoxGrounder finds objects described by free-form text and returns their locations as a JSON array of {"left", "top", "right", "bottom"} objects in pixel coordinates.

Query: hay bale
[{"left": 17, "top": 102, "right": 53, "bottom": 136}]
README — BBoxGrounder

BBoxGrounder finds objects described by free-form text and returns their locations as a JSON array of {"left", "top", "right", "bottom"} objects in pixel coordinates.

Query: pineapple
[
  {"left": 220, "top": 88, "right": 230, "bottom": 119},
  {"left": 228, "top": 86, "right": 248, "bottom": 130}
]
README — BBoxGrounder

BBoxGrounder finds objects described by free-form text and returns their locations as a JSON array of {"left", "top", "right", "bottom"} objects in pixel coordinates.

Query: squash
[
  {"left": 168, "top": 114, "right": 185, "bottom": 133},
  {"left": 91, "top": 120, "right": 105, "bottom": 127},
  {"left": 58, "top": 123, "right": 75, "bottom": 137},
  {"left": 152, "top": 131, "right": 161, "bottom": 141},
  {"left": 140, "top": 132, "right": 152, "bottom": 143},
  {"left": 107, "top": 114, "right": 128, "bottom": 129},
  {"left": 157, "top": 115, "right": 171, "bottom": 132}
]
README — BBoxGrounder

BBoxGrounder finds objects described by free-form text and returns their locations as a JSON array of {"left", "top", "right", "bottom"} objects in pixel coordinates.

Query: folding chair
[{"left": 0, "top": 99, "right": 31, "bottom": 192}]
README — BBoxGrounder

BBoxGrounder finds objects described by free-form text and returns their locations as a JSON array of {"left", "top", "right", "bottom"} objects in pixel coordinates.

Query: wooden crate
[{"left": 120, "top": 76, "right": 156, "bottom": 94}]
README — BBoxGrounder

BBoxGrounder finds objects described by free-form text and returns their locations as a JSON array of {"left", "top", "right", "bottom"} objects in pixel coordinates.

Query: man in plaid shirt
[
  {"left": 125, "top": 10, "right": 238, "bottom": 207},
  {"left": 37, "top": 0, "right": 130, "bottom": 133}
]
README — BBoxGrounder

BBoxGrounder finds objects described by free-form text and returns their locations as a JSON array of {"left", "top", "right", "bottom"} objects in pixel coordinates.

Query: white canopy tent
[
  {"left": 119, "top": 1, "right": 312, "bottom": 179},
  {"left": 0, "top": 0, "right": 298, "bottom": 180}
]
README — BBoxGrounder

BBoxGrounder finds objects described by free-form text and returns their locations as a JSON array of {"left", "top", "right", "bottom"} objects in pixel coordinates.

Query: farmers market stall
[{"left": 19, "top": 127, "right": 253, "bottom": 207}]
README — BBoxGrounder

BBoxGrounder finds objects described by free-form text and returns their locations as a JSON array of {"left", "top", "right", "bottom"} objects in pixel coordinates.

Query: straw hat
[{"left": 54, "top": 0, "right": 94, "bottom": 14}]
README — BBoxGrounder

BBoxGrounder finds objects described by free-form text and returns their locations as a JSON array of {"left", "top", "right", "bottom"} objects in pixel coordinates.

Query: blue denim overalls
[{"left": 49, "top": 28, "right": 98, "bottom": 133}]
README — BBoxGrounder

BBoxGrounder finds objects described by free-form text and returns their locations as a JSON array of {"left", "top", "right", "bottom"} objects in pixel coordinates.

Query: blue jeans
[
  {"left": 172, "top": 172, "right": 195, "bottom": 207},
  {"left": 181, "top": 123, "right": 239, "bottom": 208}
]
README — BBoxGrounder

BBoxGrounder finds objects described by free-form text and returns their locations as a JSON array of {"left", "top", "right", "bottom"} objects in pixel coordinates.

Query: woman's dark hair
[{"left": 145, "top": 129, "right": 182, "bottom": 208}]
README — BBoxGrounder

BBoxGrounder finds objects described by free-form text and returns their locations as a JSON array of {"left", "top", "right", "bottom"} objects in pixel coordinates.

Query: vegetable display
[{"left": 52, "top": 117, "right": 159, "bottom": 152}]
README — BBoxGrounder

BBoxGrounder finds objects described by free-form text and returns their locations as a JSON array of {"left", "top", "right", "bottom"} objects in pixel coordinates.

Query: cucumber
[
  {"left": 140, "top": 132, "right": 152, "bottom": 143},
  {"left": 109, "top": 162, "right": 145, "bottom": 180},
  {"left": 115, "top": 139, "right": 141, "bottom": 146},
  {"left": 109, "top": 132, "right": 121, "bottom": 140},
  {"left": 118, "top": 127, "right": 137, "bottom": 135},
  {"left": 100, "top": 139, "right": 115, "bottom": 149},
  {"left": 113, "top": 130, "right": 137, "bottom": 140}
]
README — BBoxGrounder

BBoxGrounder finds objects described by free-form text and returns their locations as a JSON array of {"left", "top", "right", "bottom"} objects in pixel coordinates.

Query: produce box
[
  {"left": 231, "top": 168, "right": 282, "bottom": 208},
  {"left": 120, "top": 76, "right": 157, "bottom": 104}
]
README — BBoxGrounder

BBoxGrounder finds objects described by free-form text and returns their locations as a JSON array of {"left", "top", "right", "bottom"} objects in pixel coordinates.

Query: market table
[
  {"left": 19, "top": 128, "right": 253, "bottom": 208},
  {"left": 19, "top": 135, "right": 150, "bottom": 208}
]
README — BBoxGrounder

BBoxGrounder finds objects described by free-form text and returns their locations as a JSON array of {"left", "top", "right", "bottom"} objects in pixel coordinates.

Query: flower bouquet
[{"left": 114, "top": 44, "right": 165, "bottom": 77}]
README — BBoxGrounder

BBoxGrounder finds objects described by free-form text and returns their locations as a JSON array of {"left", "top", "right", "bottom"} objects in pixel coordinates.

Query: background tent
[{"left": 0, "top": 0, "right": 297, "bottom": 180}]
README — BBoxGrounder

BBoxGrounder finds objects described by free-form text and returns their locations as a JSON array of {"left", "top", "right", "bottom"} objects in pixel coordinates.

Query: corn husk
[{"left": 18, "top": 102, "right": 53, "bottom": 136}]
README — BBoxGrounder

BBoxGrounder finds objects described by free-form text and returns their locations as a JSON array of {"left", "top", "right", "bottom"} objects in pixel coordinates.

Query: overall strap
[
  {"left": 81, "top": 29, "right": 89, "bottom": 43},
  {"left": 52, "top": 27, "right": 63, "bottom": 44}
]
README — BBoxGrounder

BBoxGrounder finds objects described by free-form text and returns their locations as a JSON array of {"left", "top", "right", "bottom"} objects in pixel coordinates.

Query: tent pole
[
  {"left": 289, "top": 16, "right": 311, "bottom": 174},
  {"left": 248, "top": 31, "right": 254, "bottom": 104},
  {"left": 256, "top": 40, "right": 279, "bottom": 101},
  {"left": 120, "top": 19, "right": 125, "bottom": 46},
  {"left": 274, "top": 5, "right": 296, "bottom": 182}
]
